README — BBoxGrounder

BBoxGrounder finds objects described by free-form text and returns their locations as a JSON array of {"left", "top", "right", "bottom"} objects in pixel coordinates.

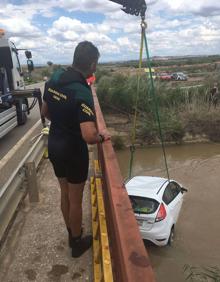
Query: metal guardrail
[
  {"left": 0, "top": 134, "right": 45, "bottom": 242},
  {"left": 91, "top": 160, "right": 114, "bottom": 282},
  {"left": 92, "top": 87, "right": 156, "bottom": 282}
]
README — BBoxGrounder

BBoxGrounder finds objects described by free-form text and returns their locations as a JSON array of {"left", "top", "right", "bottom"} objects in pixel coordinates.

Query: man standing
[
  {"left": 41, "top": 41, "right": 109, "bottom": 257},
  {"left": 209, "top": 83, "right": 219, "bottom": 108}
]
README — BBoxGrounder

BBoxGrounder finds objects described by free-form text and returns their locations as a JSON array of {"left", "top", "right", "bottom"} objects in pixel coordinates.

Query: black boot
[
  {"left": 71, "top": 235, "right": 93, "bottom": 258},
  {"left": 67, "top": 228, "right": 83, "bottom": 248}
]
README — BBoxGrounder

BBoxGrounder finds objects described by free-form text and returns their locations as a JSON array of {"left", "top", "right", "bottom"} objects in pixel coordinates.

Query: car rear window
[{"left": 129, "top": 196, "right": 159, "bottom": 214}]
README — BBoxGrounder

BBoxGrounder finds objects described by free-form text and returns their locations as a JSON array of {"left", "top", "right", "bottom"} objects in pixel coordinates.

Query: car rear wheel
[{"left": 168, "top": 226, "right": 174, "bottom": 246}]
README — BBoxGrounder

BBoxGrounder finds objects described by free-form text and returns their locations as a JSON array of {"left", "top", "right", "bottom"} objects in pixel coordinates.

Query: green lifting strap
[
  {"left": 128, "top": 23, "right": 144, "bottom": 178},
  {"left": 128, "top": 19, "right": 170, "bottom": 181}
]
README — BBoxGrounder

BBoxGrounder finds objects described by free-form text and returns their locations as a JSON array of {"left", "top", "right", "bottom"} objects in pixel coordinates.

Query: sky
[{"left": 1, "top": 0, "right": 220, "bottom": 65}]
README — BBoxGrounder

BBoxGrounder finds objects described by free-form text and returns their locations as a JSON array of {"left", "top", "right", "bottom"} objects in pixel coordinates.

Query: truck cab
[
  {"left": 0, "top": 30, "right": 26, "bottom": 91},
  {"left": 0, "top": 29, "right": 34, "bottom": 138}
]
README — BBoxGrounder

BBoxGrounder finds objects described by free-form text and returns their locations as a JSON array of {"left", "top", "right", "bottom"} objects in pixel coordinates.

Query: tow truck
[{"left": 0, "top": 29, "right": 44, "bottom": 138}]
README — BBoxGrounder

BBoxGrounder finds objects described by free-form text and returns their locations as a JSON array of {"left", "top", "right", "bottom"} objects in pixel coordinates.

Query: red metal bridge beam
[{"left": 92, "top": 86, "right": 156, "bottom": 282}]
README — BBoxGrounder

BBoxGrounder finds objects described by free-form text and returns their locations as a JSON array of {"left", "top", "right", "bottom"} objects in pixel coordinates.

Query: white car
[
  {"left": 125, "top": 176, "right": 187, "bottom": 246},
  {"left": 171, "top": 72, "right": 188, "bottom": 81}
]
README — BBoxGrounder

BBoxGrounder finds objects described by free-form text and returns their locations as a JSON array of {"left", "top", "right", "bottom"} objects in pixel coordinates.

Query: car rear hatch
[{"left": 129, "top": 195, "right": 159, "bottom": 231}]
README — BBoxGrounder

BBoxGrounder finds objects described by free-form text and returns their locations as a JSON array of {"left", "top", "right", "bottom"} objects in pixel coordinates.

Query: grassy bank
[
  {"left": 96, "top": 70, "right": 220, "bottom": 147},
  {"left": 24, "top": 60, "right": 220, "bottom": 147}
]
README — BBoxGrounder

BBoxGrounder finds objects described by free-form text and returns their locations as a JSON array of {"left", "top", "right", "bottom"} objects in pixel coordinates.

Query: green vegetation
[
  {"left": 23, "top": 64, "right": 64, "bottom": 83},
  {"left": 112, "top": 136, "right": 125, "bottom": 150},
  {"left": 111, "top": 55, "right": 220, "bottom": 68},
  {"left": 22, "top": 56, "right": 220, "bottom": 145},
  {"left": 97, "top": 68, "right": 220, "bottom": 145},
  {"left": 184, "top": 265, "right": 220, "bottom": 281}
]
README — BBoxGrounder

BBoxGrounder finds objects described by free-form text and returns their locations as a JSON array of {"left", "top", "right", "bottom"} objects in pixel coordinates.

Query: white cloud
[
  {"left": 47, "top": 16, "right": 116, "bottom": 58},
  {"left": 117, "top": 36, "right": 139, "bottom": 52},
  {"left": 160, "top": 0, "right": 220, "bottom": 16},
  {"left": 55, "top": 0, "right": 119, "bottom": 14},
  {"left": 0, "top": 3, "right": 48, "bottom": 38},
  {"left": 1, "top": 1, "right": 220, "bottom": 64},
  {"left": 0, "top": 18, "right": 42, "bottom": 38}
]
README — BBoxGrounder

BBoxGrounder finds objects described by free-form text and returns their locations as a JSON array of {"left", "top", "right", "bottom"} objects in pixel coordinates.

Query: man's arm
[
  {"left": 41, "top": 101, "right": 51, "bottom": 120},
  {"left": 80, "top": 121, "right": 110, "bottom": 144}
]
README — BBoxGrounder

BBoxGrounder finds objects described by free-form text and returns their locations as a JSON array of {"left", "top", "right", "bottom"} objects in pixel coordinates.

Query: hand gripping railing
[{"left": 92, "top": 86, "right": 156, "bottom": 282}]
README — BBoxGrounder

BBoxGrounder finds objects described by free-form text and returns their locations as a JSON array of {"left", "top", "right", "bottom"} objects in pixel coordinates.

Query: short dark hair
[{"left": 73, "top": 41, "right": 100, "bottom": 72}]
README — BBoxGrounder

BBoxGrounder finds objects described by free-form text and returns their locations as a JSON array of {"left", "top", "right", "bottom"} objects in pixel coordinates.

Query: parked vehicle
[
  {"left": 125, "top": 176, "right": 187, "bottom": 246},
  {"left": 158, "top": 73, "right": 172, "bottom": 81},
  {"left": 0, "top": 28, "right": 44, "bottom": 138},
  {"left": 171, "top": 72, "right": 188, "bottom": 81},
  {"left": 144, "top": 68, "right": 156, "bottom": 80}
]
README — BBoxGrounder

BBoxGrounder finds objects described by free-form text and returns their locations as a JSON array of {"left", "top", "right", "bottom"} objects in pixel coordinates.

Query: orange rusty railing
[{"left": 92, "top": 87, "right": 156, "bottom": 282}]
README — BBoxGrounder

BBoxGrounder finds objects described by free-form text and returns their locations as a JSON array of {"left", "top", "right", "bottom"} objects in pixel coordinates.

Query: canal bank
[{"left": 104, "top": 112, "right": 220, "bottom": 149}]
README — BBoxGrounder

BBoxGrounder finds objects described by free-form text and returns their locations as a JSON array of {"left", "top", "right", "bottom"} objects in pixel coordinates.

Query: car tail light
[{"left": 155, "top": 203, "right": 167, "bottom": 222}]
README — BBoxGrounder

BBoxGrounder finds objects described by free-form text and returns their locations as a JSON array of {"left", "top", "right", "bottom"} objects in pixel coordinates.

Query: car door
[{"left": 162, "top": 182, "right": 183, "bottom": 223}]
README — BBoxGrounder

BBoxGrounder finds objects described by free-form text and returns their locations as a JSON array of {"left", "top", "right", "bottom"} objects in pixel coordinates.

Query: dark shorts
[
  {"left": 50, "top": 155, "right": 89, "bottom": 184},
  {"left": 48, "top": 134, "right": 89, "bottom": 184}
]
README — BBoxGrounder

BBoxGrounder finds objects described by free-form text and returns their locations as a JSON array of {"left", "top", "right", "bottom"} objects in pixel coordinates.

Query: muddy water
[{"left": 116, "top": 143, "right": 220, "bottom": 282}]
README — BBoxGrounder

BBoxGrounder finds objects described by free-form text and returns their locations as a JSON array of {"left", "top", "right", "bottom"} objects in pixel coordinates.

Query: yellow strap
[{"left": 41, "top": 126, "right": 49, "bottom": 135}]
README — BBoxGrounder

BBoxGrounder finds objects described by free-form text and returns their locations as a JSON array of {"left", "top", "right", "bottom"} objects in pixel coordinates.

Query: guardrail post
[{"left": 25, "top": 162, "right": 39, "bottom": 203}]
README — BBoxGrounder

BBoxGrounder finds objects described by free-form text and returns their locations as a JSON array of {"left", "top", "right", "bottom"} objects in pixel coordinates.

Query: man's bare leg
[
  {"left": 68, "top": 182, "right": 85, "bottom": 237},
  {"left": 58, "top": 178, "right": 70, "bottom": 228},
  {"left": 68, "top": 181, "right": 92, "bottom": 257}
]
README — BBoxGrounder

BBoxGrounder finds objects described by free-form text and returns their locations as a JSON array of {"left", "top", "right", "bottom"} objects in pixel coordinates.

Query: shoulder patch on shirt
[
  {"left": 48, "top": 87, "right": 67, "bottom": 101},
  {"left": 81, "top": 103, "right": 94, "bottom": 116}
]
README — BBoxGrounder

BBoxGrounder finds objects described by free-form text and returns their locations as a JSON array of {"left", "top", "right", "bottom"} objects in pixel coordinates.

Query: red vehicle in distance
[{"left": 158, "top": 73, "right": 172, "bottom": 81}]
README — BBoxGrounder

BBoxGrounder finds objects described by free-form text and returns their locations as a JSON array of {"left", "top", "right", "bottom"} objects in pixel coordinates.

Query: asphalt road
[{"left": 0, "top": 82, "right": 45, "bottom": 159}]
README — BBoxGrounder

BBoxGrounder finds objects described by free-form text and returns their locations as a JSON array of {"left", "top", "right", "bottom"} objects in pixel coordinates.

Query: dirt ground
[{"left": 0, "top": 159, "right": 93, "bottom": 282}]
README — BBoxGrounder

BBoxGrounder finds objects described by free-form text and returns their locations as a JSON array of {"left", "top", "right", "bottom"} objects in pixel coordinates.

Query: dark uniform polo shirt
[{"left": 43, "top": 67, "right": 96, "bottom": 183}]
